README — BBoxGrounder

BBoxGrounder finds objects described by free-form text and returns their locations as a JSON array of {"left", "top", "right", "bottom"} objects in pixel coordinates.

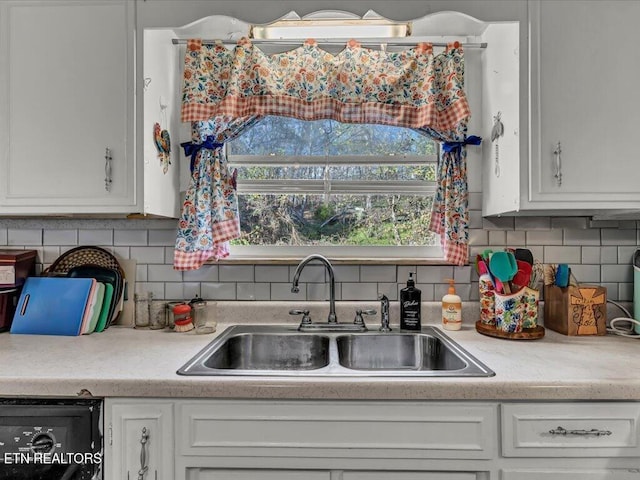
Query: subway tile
[
  {"left": 551, "top": 217, "right": 589, "bottom": 229},
  {"left": 43, "top": 229, "right": 77, "bottom": 246},
  {"left": 201, "top": 282, "right": 237, "bottom": 300},
  {"left": 164, "top": 247, "right": 175, "bottom": 264},
  {"left": 271, "top": 283, "right": 305, "bottom": 301},
  {"left": 111, "top": 246, "right": 130, "bottom": 260},
  {"left": 525, "top": 230, "right": 563, "bottom": 245},
  {"left": 148, "top": 264, "right": 183, "bottom": 282},
  {"left": 563, "top": 229, "right": 600, "bottom": 246},
  {"left": 306, "top": 283, "right": 342, "bottom": 301},
  {"left": 601, "top": 264, "right": 633, "bottom": 283},
  {"left": 136, "top": 265, "right": 148, "bottom": 282},
  {"left": 130, "top": 246, "right": 165, "bottom": 264},
  {"left": 482, "top": 217, "right": 514, "bottom": 230},
  {"left": 568, "top": 264, "right": 600, "bottom": 283},
  {"left": 148, "top": 229, "right": 178, "bottom": 246},
  {"left": 288, "top": 265, "right": 325, "bottom": 283},
  {"left": 618, "top": 283, "right": 633, "bottom": 302},
  {"left": 543, "top": 246, "right": 581, "bottom": 264},
  {"left": 164, "top": 282, "right": 187, "bottom": 300},
  {"left": 529, "top": 246, "right": 545, "bottom": 262},
  {"left": 601, "top": 283, "right": 618, "bottom": 301},
  {"left": 219, "top": 265, "right": 254, "bottom": 282},
  {"left": 468, "top": 210, "right": 483, "bottom": 229},
  {"left": 237, "top": 283, "right": 271, "bottom": 301},
  {"left": 42, "top": 246, "right": 61, "bottom": 264},
  {"left": 589, "top": 219, "right": 619, "bottom": 228},
  {"left": 417, "top": 266, "right": 455, "bottom": 283},
  {"left": 468, "top": 192, "right": 482, "bottom": 210},
  {"left": 78, "top": 229, "right": 113, "bottom": 245},
  {"left": 182, "top": 283, "right": 202, "bottom": 300},
  {"left": 7, "top": 229, "right": 42, "bottom": 246},
  {"left": 602, "top": 229, "right": 636, "bottom": 246},
  {"left": 468, "top": 229, "right": 488, "bottom": 246},
  {"left": 332, "top": 265, "right": 360, "bottom": 283},
  {"left": 469, "top": 282, "right": 479, "bottom": 301},
  {"left": 376, "top": 282, "right": 398, "bottom": 301},
  {"left": 183, "top": 265, "right": 218, "bottom": 282},
  {"left": 618, "top": 246, "right": 637, "bottom": 264},
  {"left": 435, "top": 282, "right": 471, "bottom": 302},
  {"left": 0, "top": 228, "right": 6, "bottom": 245},
  {"left": 581, "top": 246, "right": 601, "bottom": 264},
  {"left": 488, "top": 230, "right": 506, "bottom": 246},
  {"left": 341, "top": 282, "right": 378, "bottom": 301},
  {"left": 600, "top": 246, "right": 618, "bottom": 264},
  {"left": 114, "top": 229, "right": 147, "bottom": 246},
  {"left": 506, "top": 230, "right": 526, "bottom": 247},
  {"left": 619, "top": 221, "right": 637, "bottom": 230},
  {"left": 515, "top": 216, "right": 551, "bottom": 230},
  {"left": 453, "top": 266, "right": 472, "bottom": 284},
  {"left": 360, "top": 265, "right": 396, "bottom": 282},
  {"left": 255, "top": 265, "right": 289, "bottom": 283},
  {"left": 135, "top": 282, "right": 165, "bottom": 300}
]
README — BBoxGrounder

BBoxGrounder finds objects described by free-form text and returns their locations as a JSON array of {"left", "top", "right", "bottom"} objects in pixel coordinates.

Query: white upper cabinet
[
  {"left": 485, "top": 0, "right": 640, "bottom": 216},
  {"left": 0, "top": 0, "right": 181, "bottom": 217}
]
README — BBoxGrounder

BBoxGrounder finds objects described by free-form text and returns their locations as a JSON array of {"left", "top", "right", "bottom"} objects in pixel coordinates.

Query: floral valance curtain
[{"left": 175, "top": 37, "right": 476, "bottom": 269}]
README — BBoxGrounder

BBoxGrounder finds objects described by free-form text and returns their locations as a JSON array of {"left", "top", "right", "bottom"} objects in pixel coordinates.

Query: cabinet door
[
  {"left": 0, "top": 0, "right": 136, "bottom": 214},
  {"left": 502, "top": 470, "right": 639, "bottom": 480},
  {"left": 529, "top": 0, "right": 640, "bottom": 207},
  {"left": 106, "top": 400, "right": 174, "bottom": 480}
]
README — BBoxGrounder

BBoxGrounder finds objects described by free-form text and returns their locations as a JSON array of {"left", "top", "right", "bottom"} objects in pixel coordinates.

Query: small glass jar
[
  {"left": 134, "top": 291, "right": 153, "bottom": 328},
  {"left": 190, "top": 296, "right": 215, "bottom": 334},
  {"left": 149, "top": 301, "right": 166, "bottom": 330}
]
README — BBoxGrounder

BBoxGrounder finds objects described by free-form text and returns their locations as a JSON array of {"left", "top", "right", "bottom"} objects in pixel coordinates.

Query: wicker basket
[{"left": 45, "top": 246, "right": 125, "bottom": 279}]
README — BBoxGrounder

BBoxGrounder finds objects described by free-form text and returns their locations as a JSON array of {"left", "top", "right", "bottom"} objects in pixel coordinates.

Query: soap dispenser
[
  {"left": 400, "top": 273, "right": 421, "bottom": 331},
  {"left": 442, "top": 279, "right": 462, "bottom": 331}
]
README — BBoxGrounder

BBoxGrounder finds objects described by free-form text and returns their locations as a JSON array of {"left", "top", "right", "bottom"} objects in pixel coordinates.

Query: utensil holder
[
  {"left": 543, "top": 284, "right": 606, "bottom": 336},
  {"left": 477, "top": 280, "right": 540, "bottom": 337}
]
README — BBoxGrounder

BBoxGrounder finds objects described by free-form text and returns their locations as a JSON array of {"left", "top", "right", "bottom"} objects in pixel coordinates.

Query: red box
[{"left": 0, "top": 249, "right": 37, "bottom": 287}]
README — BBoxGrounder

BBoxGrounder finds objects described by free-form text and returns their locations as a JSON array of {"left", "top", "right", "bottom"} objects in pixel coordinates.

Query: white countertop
[{"left": 1, "top": 316, "right": 639, "bottom": 400}]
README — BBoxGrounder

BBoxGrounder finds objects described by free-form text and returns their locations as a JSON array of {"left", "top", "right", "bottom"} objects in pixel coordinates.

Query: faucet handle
[
  {"left": 289, "top": 309, "right": 312, "bottom": 325},
  {"left": 354, "top": 309, "right": 376, "bottom": 327}
]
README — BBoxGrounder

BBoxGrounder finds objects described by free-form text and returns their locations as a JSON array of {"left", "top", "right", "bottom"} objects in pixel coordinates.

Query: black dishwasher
[{"left": 0, "top": 398, "right": 101, "bottom": 480}]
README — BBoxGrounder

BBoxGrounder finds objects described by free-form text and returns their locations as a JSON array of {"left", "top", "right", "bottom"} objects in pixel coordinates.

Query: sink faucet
[{"left": 292, "top": 254, "right": 337, "bottom": 323}]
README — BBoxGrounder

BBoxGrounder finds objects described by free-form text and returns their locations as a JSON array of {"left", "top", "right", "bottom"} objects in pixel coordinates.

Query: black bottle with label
[{"left": 400, "top": 272, "right": 421, "bottom": 331}]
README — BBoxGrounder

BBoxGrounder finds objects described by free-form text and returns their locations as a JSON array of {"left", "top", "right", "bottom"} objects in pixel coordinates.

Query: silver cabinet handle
[
  {"left": 137, "top": 427, "right": 149, "bottom": 480},
  {"left": 549, "top": 426, "right": 612, "bottom": 437},
  {"left": 105, "top": 147, "right": 113, "bottom": 192},
  {"left": 553, "top": 141, "right": 562, "bottom": 187}
]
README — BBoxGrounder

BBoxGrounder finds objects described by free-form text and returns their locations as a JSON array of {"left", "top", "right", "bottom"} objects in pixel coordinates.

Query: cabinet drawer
[
  {"left": 344, "top": 472, "right": 477, "bottom": 480},
  {"left": 187, "top": 469, "right": 330, "bottom": 480},
  {"left": 501, "top": 403, "right": 640, "bottom": 457},
  {"left": 501, "top": 470, "right": 640, "bottom": 480},
  {"left": 178, "top": 400, "right": 497, "bottom": 460}
]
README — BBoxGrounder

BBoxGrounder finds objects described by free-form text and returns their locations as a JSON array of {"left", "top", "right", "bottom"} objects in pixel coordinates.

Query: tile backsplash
[{"left": 1, "top": 215, "right": 638, "bottom": 303}]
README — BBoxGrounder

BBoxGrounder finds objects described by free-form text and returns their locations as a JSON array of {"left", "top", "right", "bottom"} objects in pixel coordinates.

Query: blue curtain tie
[
  {"left": 181, "top": 137, "right": 224, "bottom": 173},
  {"left": 442, "top": 135, "right": 482, "bottom": 154}
]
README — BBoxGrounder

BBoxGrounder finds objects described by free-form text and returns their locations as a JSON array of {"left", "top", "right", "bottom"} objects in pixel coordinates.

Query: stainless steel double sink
[{"left": 177, "top": 325, "right": 495, "bottom": 377}]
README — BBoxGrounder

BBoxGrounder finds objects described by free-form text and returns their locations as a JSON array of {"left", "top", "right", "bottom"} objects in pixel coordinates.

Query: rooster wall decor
[{"left": 153, "top": 122, "right": 171, "bottom": 174}]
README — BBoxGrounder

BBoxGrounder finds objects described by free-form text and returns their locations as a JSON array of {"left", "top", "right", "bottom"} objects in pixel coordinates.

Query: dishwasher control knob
[{"left": 31, "top": 432, "right": 56, "bottom": 454}]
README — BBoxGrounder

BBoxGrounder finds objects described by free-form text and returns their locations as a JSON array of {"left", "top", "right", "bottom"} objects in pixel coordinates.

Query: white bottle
[{"left": 442, "top": 279, "right": 462, "bottom": 331}]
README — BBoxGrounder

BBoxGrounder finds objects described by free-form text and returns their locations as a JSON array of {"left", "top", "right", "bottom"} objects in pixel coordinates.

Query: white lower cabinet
[
  {"left": 104, "top": 399, "right": 640, "bottom": 480},
  {"left": 105, "top": 399, "right": 174, "bottom": 480}
]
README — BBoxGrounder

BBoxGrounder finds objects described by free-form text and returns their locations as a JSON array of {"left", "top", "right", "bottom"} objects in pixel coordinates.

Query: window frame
[{"left": 226, "top": 128, "right": 444, "bottom": 263}]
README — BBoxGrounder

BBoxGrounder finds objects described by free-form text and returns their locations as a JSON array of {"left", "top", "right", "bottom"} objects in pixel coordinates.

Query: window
[{"left": 227, "top": 116, "right": 442, "bottom": 260}]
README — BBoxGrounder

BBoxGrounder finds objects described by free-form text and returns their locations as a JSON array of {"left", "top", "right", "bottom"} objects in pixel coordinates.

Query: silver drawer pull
[{"left": 549, "top": 426, "right": 612, "bottom": 437}]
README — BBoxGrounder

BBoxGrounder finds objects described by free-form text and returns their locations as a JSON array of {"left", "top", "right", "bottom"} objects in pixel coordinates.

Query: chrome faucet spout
[{"left": 292, "top": 254, "right": 337, "bottom": 323}]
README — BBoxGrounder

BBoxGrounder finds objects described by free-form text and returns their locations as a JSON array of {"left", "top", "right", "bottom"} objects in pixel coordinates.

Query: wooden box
[
  {"left": 0, "top": 249, "right": 37, "bottom": 287},
  {"left": 543, "top": 284, "right": 607, "bottom": 336}
]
